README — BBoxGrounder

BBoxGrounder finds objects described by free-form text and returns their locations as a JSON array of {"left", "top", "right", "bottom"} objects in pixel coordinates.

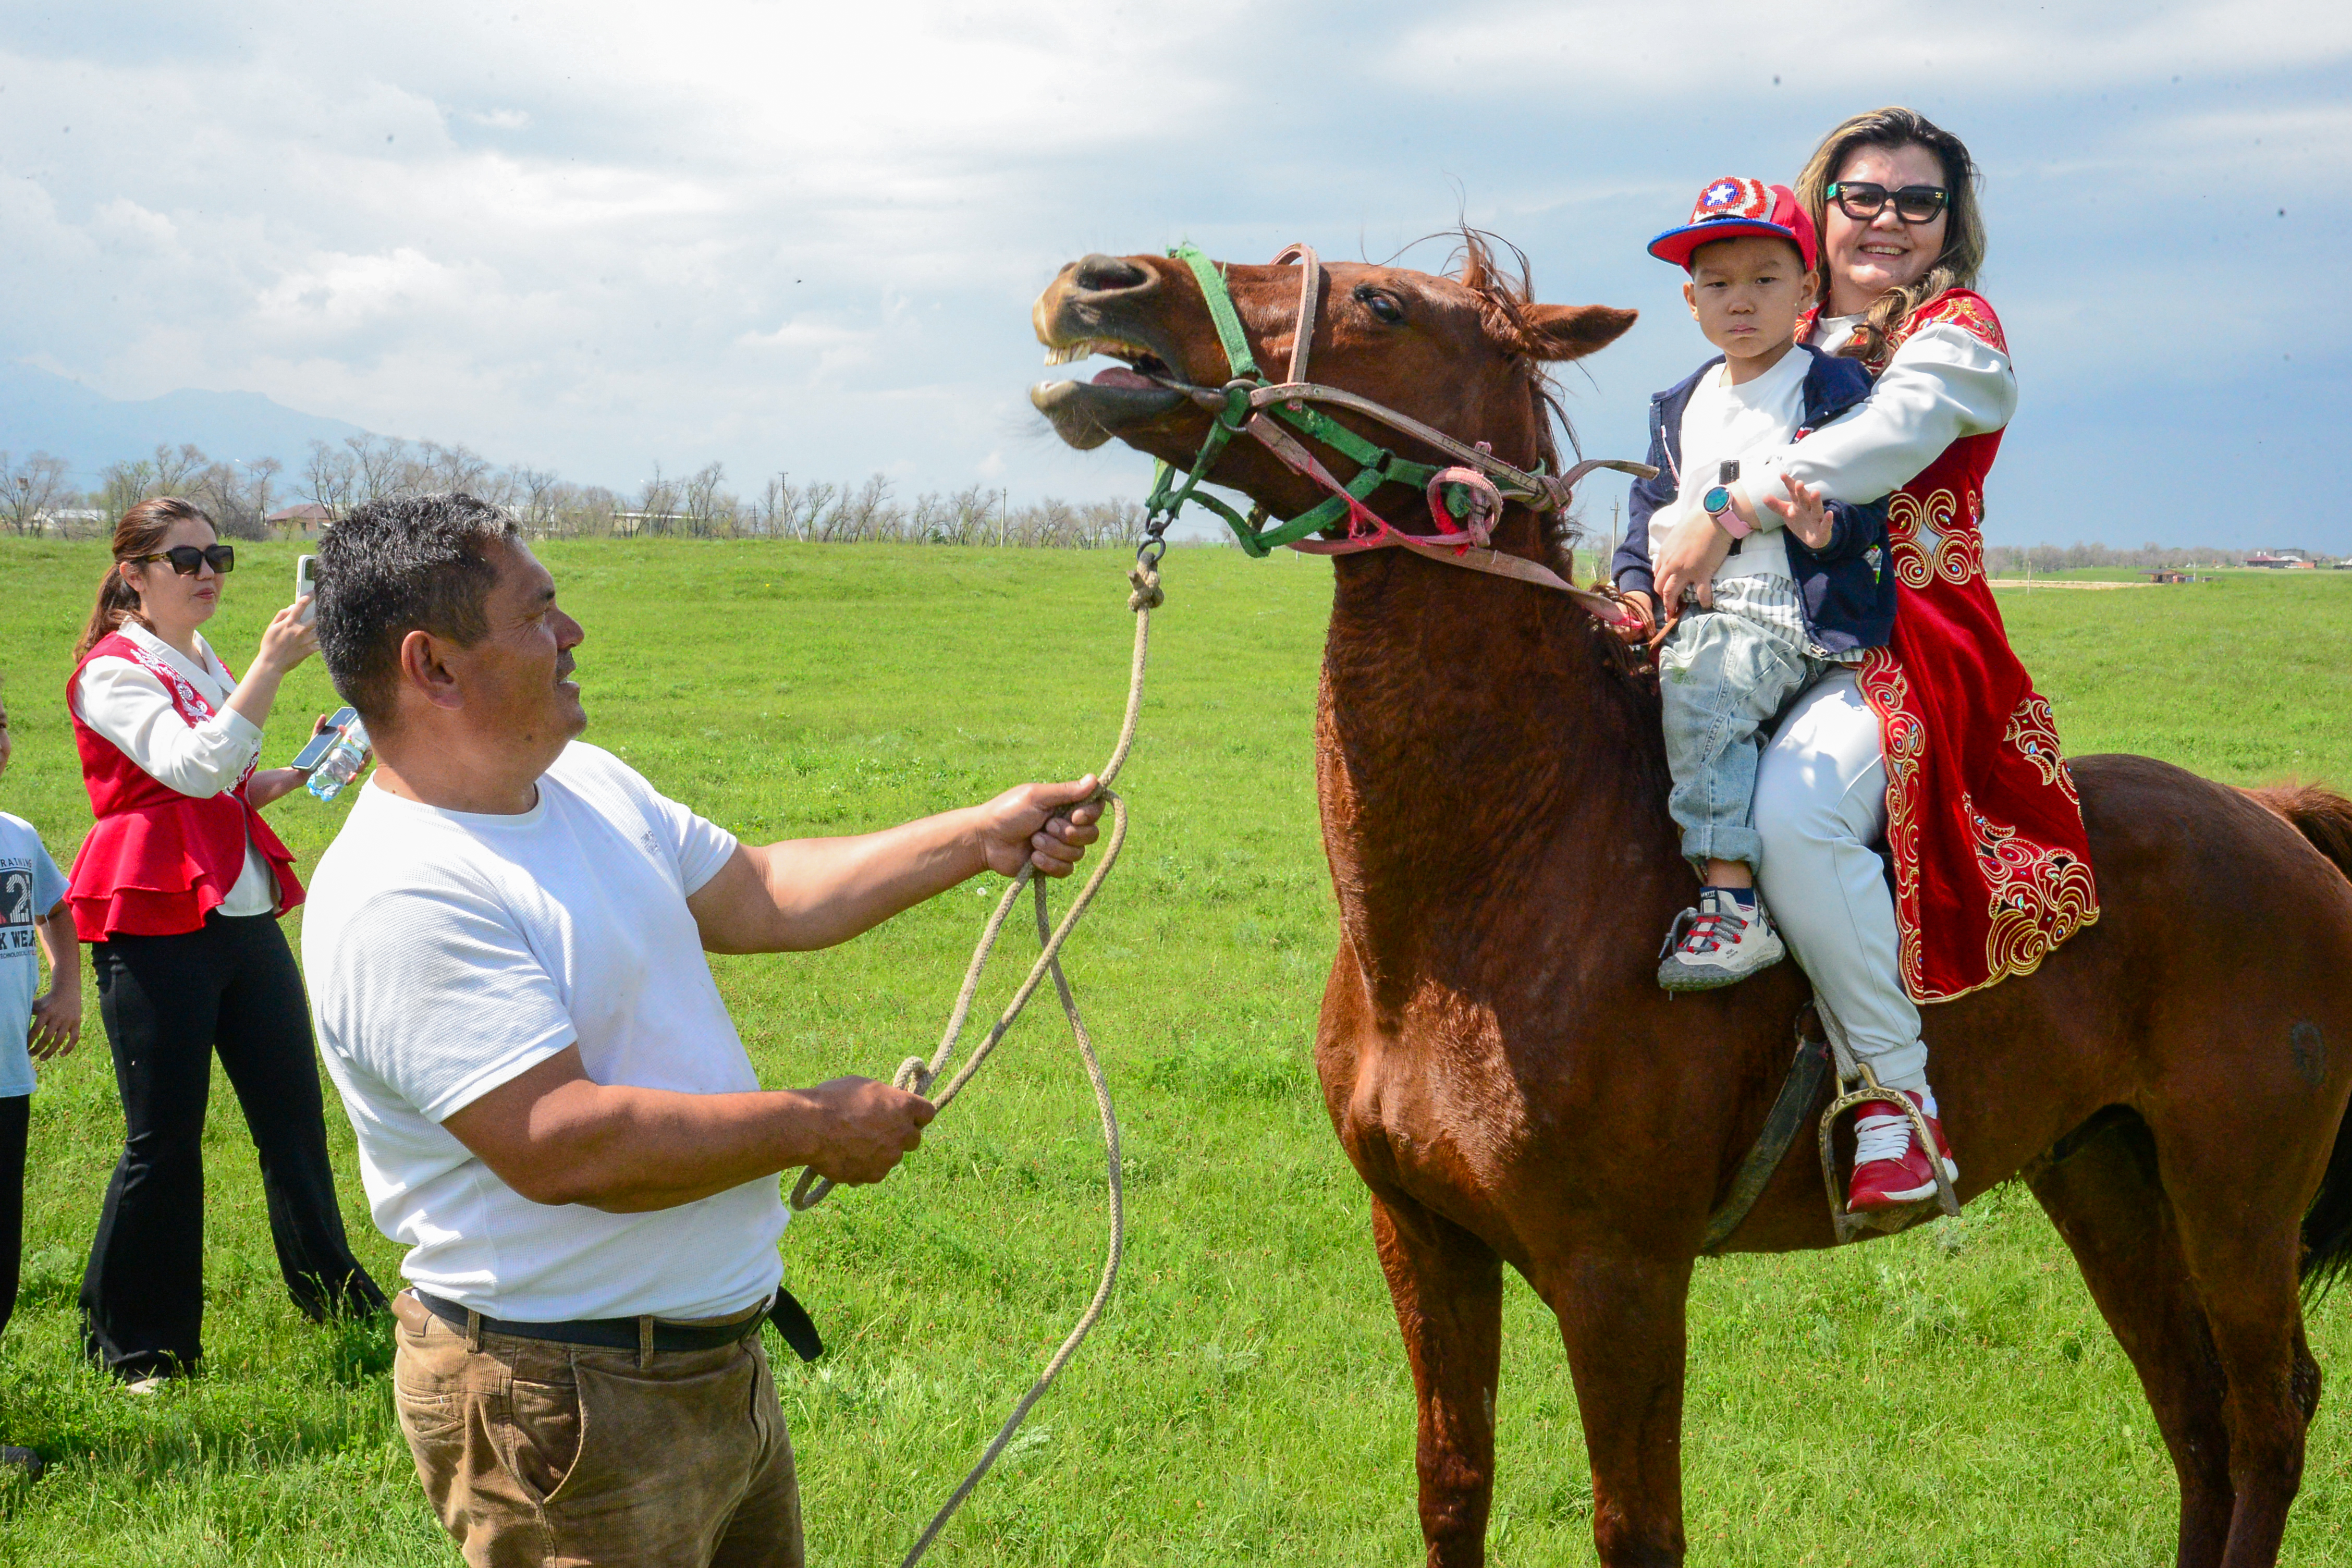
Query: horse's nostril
[{"left": 1071, "top": 253, "right": 1151, "bottom": 294}]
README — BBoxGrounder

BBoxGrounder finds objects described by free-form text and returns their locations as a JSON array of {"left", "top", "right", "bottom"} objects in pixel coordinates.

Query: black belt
[{"left": 413, "top": 1288, "right": 824, "bottom": 1362}]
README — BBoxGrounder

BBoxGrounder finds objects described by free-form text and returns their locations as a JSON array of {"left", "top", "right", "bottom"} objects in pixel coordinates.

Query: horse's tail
[{"left": 2245, "top": 783, "right": 2352, "bottom": 1293}]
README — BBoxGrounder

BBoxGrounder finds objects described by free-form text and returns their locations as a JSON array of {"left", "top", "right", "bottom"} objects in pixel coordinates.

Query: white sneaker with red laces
[
  {"left": 1847, "top": 1089, "right": 1959, "bottom": 1211},
  {"left": 1656, "top": 888, "right": 1786, "bottom": 991}
]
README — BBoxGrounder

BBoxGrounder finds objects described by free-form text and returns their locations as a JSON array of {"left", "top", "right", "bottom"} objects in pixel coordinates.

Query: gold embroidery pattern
[
  {"left": 1884, "top": 486, "right": 1985, "bottom": 591},
  {"left": 1968, "top": 794, "right": 2098, "bottom": 986},
  {"left": 2002, "top": 694, "right": 2078, "bottom": 802},
  {"left": 1857, "top": 647, "right": 1928, "bottom": 997},
  {"left": 1888, "top": 289, "right": 2010, "bottom": 357}
]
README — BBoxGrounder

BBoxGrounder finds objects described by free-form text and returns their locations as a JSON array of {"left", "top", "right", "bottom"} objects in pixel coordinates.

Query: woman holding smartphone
[{"left": 65, "top": 497, "right": 384, "bottom": 1387}]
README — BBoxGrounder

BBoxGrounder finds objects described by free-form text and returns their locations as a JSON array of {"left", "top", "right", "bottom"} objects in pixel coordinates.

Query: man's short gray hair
[{"left": 315, "top": 494, "right": 520, "bottom": 730}]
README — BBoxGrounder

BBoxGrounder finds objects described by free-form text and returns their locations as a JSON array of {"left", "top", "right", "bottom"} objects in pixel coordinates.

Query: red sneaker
[{"left": 1847, "top": 1091, "right": 1958, "bottom": 1211}]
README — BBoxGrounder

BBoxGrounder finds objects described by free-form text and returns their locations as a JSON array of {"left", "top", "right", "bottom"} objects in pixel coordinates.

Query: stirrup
[{"left": 1811, "top": 1009, "right": 1961, "bottom": 1244}]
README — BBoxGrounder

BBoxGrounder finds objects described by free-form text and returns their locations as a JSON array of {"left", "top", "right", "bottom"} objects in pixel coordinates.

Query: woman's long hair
[
  {"left": 1795, "top": 107, "right": 1986, "bottom": 364},
  {"left": 75, "top": 498, "right": 217, "bottom": 662}
]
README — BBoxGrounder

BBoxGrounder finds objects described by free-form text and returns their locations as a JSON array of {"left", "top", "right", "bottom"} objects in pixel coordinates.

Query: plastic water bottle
[{"left": 306, "top": 716, "right": 372, "bottom": 802}]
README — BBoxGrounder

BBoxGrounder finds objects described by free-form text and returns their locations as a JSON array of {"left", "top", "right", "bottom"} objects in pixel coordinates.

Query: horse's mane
[{"left": 1428, "top": 229, "right": 1648, "bottom": 687}]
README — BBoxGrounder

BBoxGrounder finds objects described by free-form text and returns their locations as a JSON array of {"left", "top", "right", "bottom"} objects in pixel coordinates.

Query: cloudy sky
[{"left": 2, "top": 1, "right": 2344, "bottom": 548}]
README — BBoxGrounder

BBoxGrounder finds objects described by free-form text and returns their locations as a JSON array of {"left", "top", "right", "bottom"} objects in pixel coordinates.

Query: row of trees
[
  {"left": 8, "top": 439, "right": 2312, "bottom": 564},
  {"left": 6, "top": 435, "right": 1148, "bottom": 548},
  {"left": 1977, "top": 541, "right": 2294, "bottom": 574}
]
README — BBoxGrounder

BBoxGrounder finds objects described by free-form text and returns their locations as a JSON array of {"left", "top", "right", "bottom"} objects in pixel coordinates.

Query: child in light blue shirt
[{"left": 1, "top": 690, "right": 81, "bottom": 1478}]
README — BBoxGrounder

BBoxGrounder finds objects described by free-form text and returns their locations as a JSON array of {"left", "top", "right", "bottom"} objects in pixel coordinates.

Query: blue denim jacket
[{"left": 1611, "top": 345, "right": 1895, "bottom": 656}]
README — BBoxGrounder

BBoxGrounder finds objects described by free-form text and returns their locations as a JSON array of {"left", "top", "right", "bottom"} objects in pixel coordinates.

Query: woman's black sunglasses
[
  {"left": 130, "top": 544, "right": 236, "bottom": 577},
  {"left": 1827, "top": 181, "right": 1950, "bottom": 223}
]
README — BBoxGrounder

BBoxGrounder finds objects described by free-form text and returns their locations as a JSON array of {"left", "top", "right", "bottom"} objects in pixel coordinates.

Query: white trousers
[{"left": 1753, "top": 668, "right": 1930, "bottom": 1092}]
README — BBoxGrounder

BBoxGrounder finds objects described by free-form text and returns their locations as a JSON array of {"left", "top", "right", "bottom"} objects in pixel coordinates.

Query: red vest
[
  {"left": 1806, "top": 291, "right": 2099, "bottom": 1001},
  {"left": 65, "top": 632, "right": 304, "bottom": 941}
]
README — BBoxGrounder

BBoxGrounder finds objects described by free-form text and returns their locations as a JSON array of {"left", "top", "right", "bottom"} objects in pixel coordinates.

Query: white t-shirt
[
  {"left": 302, "top": 741, "right": 786, "bottom": 1321},
  {"left": 1662, "top": 344, "right": 1808, "bottom": 587},
  {"left": 72, "top": 622, "right": 276, "bottom": 915},
  {"left": 0, "top": 813, "right": 70, "bottom": 1098}
]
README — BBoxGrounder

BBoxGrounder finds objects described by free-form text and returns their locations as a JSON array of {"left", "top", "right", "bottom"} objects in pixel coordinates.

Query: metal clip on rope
[{"left": 787, "top": 551, "right": 1162, "bottom": 1568}]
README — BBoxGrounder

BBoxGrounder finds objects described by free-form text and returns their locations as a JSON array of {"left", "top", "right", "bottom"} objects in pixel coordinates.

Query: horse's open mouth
[{"left": 1030, "top": 324, "right": 1188, "bottom": 448}]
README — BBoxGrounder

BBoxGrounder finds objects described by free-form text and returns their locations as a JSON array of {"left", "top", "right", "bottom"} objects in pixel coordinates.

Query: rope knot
[
  {"left": 1126, "top": 564, "right": 1164, "bottom": 612},
  {"left": 893, "top": 1057, "right": 936, "bottom": 1097},
  {"left": 1426, "top": 465, "right": 1504, "bottom": 546}
]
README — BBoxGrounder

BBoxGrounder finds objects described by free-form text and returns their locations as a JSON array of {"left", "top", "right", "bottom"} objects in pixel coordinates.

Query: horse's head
[{"left": 1030, "top": 234, "right": 1637, "bottom": 545}]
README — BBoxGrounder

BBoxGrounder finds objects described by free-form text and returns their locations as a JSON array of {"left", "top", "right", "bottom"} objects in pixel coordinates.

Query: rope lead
[{"left": 789, "top": 562, "right": 1157, "bottom": 1568}]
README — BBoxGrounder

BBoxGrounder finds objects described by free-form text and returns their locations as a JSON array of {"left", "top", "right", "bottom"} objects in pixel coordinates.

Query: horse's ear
[{"left": 1523, "top": 303, "right": 1638, "bottom": 362}]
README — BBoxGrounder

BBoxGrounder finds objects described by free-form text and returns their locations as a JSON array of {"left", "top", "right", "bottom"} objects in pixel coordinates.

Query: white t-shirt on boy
[
  {"left": 0, "top": 813, "right": 70, "bottom": 1099},
  {"left": 302, "top": 740, "right": 786, "bottom": 1322}
]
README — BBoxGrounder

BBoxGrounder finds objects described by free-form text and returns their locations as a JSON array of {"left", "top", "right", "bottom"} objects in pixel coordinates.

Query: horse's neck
[{"left": 1315, "top": 542, "right": 1680, "bottom": 1000}]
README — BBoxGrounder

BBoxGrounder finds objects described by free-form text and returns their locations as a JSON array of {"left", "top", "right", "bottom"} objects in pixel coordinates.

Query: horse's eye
[{"left": 1354, "top": 286, "right": 1405, "bottom": 326}]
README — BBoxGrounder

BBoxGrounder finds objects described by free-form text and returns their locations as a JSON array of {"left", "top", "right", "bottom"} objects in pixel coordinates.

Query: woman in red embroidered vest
[
  {"left": 67, "top": 497, "right": 384, "bottom": 1385},
  {"left": 1651, "top": 107, "right": 2097, "bottom": 1215}
]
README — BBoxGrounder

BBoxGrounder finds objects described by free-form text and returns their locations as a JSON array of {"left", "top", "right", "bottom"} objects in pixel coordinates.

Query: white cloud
[{"left": 0, "top": 1, "right": 2343, "bottom": 544}]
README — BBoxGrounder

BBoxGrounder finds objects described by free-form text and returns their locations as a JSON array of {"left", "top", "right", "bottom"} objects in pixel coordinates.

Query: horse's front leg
[
  {"left": 1369, "top": 1188, "right": 1504, "bottom": 1568},
  {"left": 1534, "top": 1248, "right": 1695, "bottom": 1567}
]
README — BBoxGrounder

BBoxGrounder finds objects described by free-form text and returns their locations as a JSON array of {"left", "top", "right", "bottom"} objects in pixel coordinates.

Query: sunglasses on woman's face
[
  {"left": 1827, "top": 182, "right": 1950, "bottom": 224},
  {"left": 131, "top": 544, "right": 236, "bottom": 577}
]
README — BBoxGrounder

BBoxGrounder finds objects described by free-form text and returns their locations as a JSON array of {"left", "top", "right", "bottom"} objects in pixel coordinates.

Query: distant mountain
[{"left": 0, "top": 361, "right": 374, "bottom": 487}]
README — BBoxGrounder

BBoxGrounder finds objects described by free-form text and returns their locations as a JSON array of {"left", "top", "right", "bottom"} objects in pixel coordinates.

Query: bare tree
[
  {"left": 345, "top": 434, "right": 410, "bottom": 504},
  {"left": 151, "top": 443, "right": 207, "bottom": 496},
  {"left": 748, "top": 472, "right": 799, "bottom": 538},
  {"left": 513, "top": 468, "right": 561, "bottom": 536},
  {"left": 99, "top": 456, "right": 158, "bottom": 520},
  {"left": 417, "top": 441, "right": 498, "bottom": 501},
  {"left": 303, "top": 439, "right": 357, "bottom": 519},
  {"left": 827, "top": 473, "right": 896, "bottom": 542},
  {"left": 0, "top": 451, "right": 71, "bottom": 535},
  {"left": 558, "top": 484, "right": 621, "bottom": 538},
  {"left": 793, "top": 480, "right": 838, "bottom": 541},
  {"left": 628, "top": 464, "right": 681, "bottom": 537},
  {"left": 680, "top": 461, "right": 732, "bottom": 537}
]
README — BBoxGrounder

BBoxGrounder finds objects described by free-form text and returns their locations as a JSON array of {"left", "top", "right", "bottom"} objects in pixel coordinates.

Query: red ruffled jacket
[{"left": 65, "top": 632, "right": 304, "bottom": 941}]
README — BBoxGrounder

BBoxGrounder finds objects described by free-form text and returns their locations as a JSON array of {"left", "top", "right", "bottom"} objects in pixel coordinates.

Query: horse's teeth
[{"left": 1042, "top": 337, "right": 1145, "bottom": 366}]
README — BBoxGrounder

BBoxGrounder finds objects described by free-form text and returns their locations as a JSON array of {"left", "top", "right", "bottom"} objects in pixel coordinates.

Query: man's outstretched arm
[
  {"left": 440, "top": 1044, "right": 936, "bottom": 1213},
  {"left": 688, "top": 775, "right": 1104, "bottom": 954}
]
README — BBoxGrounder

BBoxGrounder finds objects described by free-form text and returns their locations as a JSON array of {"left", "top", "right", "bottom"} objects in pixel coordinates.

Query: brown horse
[{"left": 1030, "top": 237, "right": 2352, "bottom": 1568}]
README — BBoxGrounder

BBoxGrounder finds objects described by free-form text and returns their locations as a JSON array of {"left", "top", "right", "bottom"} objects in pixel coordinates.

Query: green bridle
[{"left": 1138, "top": 242, "right": 1651, "bottom": 575}]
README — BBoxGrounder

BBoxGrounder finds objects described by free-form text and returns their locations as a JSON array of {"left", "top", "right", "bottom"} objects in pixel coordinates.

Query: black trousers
[
  {"left": 1, "top": 1093, "right": 24, "bottom": 1342},
  {"left": 82, "top": 911, "right": 385, "bottom": 1377}
]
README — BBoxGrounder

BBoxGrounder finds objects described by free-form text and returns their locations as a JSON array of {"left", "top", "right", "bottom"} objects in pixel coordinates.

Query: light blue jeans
[{"left": 1658, "top": 609, "right": 1829, "bottom": 877}]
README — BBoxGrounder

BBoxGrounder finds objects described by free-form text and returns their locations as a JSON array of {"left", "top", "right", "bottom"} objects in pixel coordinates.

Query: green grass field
[{"left": 0, "top": 540, "right": 2348, "bottom": 1566}]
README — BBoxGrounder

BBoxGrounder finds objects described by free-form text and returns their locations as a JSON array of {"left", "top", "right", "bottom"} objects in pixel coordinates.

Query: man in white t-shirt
[{"left": 304, "top": 494, "right": 1103, "bottom": 1568}]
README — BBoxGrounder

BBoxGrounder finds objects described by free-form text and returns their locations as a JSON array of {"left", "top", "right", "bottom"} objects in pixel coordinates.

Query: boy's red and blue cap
[{"left": 1647, "top": 177, "right": 1818, "bottom": 272}]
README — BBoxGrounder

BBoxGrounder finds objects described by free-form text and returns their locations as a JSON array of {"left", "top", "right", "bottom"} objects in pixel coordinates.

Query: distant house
[
  {"left": 267, "top": 503, "right": 334, "bottom": 534},
  {"left": 39, "top": 508, "right": 107, "bottom": 537},
  {"left": 2247, "top": 549, "right": 2319, "bottom": 569},
  {"left": 2142, "top": 569, "right": 2193, "bottom": 584}
]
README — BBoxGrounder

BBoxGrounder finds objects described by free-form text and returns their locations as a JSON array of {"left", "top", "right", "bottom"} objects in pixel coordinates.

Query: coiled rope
[{"left": 788, "top": 558, "right": 1163, "bottom": 1567}]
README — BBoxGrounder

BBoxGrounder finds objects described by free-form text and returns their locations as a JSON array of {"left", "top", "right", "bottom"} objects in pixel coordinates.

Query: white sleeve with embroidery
[
  {"left": 73, "top": 658, "right": 264, "bottom": 799},
  {"left": 1736, "top": 321, "right": 2017, "bottom": 510}
]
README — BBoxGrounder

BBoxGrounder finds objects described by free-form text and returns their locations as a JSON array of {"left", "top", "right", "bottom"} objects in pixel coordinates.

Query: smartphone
[
  {"left": 291, "top": 706, "right": 358, "bottom": 772},
  {"left": 295, "top": 555, "right": 320, "bottom": 625}
]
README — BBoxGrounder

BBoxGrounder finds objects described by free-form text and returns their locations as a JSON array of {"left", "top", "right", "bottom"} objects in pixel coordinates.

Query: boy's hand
[
  {"left": 1653, "top": 512, "right": 1735, "bottom": 611},
  {"left": 29, "top": 987, "right": 81, "bottom": 1061},
  {"left": 1763, "top": 473, "right": 1834, "bottom": 550},
  {"left": 1612, "top": 589, "right": 1658, "bottom": 644}
]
